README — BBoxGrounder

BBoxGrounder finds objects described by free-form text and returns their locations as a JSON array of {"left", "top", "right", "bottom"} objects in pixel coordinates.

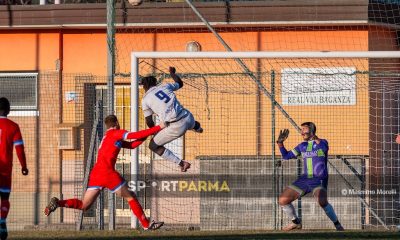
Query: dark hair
[
  {"left": 301, "top": 122, "right": 316, "bottom": 135},
  {"left": 0, "top": 97, "right": 10, "bottom": 116},
  {"left": 105, "top": 114, "right": 118, "bottom": 128},
  {"left": 141, "top": 76, "right": 157, "bottom": 90}
]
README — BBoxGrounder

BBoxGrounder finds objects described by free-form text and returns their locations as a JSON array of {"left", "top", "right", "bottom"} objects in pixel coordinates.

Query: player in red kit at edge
[
  {"left": 0, "top": 97, "right": 29, "bottom": 240},
  {"left": 44, "top": 114, "right": 165, "bottom": 230}
]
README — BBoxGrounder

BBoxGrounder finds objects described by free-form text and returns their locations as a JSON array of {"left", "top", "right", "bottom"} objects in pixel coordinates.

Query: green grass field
[{"left": 7, "top": 230, "right": 400, "bottom": 240}]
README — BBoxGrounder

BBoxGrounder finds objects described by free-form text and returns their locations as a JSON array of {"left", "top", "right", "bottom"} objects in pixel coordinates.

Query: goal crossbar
[{"left": 132, "top": 51, "right": 400, "bottom": 59}]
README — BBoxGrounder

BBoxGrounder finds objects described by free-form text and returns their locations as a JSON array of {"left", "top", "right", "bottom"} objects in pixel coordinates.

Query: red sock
[
  {"left": 128, "top": 198, "right": 149, "bottom": 228},
  {"left": 0, "top": 200, "right": 10, "bottom": 219},
  {"left": 58, "top": 199, "right": 83, "bottom": 210}
]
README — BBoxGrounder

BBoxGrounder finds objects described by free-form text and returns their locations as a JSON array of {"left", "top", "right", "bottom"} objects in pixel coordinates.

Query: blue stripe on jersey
[
  {"left": 13, "top": 140, "right": 24, "bottom": 146},
  {"left": 0, "top": 188, "right": 11, "bottom": 193},
  {"left": 114, "top": 141, "right": 122, "bottom": 148}
]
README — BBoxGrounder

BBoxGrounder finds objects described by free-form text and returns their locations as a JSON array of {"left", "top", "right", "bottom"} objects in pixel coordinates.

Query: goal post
[
  {"left": 130, "top": 51, "right": 400, "bottom": 230},
  {"left": 130, "top": 54, "right": 140, "bottom": 229}
]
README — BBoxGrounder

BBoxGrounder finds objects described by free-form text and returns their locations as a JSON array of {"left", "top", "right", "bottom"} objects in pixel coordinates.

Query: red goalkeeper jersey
[
  {"left": 0, "top": 116, "right": 25, "bottom": 174},
  {"left": 93, "top": 126, "right": 161, "bottom": 171}
]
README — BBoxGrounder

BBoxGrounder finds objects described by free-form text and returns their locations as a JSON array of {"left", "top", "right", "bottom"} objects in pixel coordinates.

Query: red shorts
[
  {"left": 0, "top": 172, "right": 12, "bottom": 193},
  {"left": 87, "top": 168, "right": 126, "bottom": 193}
]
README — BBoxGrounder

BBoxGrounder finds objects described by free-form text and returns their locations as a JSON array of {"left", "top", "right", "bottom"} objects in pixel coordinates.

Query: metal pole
[
  {"left": 297, "top": 158, "right": 302, "bottom": 223},
  {"left": 381, "top": 82, "right": 387, "bottom": 224},
  {"left": 256, "top": 70, "right": 261, "bottom": 155},
  {"left": 97, "top": 191, "right": 104, "bottom": 230},
  {"left": 130, "top": 56, "right": 140, "bottom": 229},
  {"left": 58, "top": 31, "right": 64, "bottom": 224},
  {"left": 97, "top": 102, "right": 105, "bottom": 230},
  {"left": 271, "top": 70, "right": 277, "bottom": 230},
  {"left": 361, "top": 158, "right": 366, "bottom": 229},
  {"left": 280, "top": 148, "right": 283, "bottom": 229},
  {"left": 106, "top": 0, "right": 116, "bottom": 231},
  {"left": 34, "top": 74, "right": 41, "bottom": 226},
  {"left": 77, "top": 101, "right": 101, "bottom": 231}
]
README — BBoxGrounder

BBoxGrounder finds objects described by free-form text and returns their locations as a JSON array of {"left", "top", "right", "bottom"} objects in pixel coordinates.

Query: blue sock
[{"left": 323, "top": 203, "right": 338, "bottom": 223}]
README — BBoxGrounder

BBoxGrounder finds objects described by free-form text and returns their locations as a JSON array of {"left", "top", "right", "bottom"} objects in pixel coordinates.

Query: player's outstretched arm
[
  {"left": 122, "top": 138, "right": 147, "bottom": 149},
  {"left": 125, "top": 122, "right": 166, "bottom": 140},
  {"left": 169, "top": 67, "right": 183, "bottom": 89}
]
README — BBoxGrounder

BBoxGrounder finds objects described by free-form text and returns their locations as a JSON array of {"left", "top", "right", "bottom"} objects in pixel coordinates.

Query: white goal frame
[{"left": 130, "top": 51, "right": 400, "bottom": 229}]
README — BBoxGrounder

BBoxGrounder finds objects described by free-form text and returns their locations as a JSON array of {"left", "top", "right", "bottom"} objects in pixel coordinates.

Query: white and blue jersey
[{"left": 141, "top": 83, "right": 189, "bottom": 123}]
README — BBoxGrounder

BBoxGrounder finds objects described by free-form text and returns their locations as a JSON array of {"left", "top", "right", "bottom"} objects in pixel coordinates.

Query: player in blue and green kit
[{"left": 276, "top": 122, "right": 344, "bottom": 231}]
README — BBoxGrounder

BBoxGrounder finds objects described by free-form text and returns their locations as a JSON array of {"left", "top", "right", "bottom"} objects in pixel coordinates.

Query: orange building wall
[
  {"left": 0, "top": 32, "right": 59, "bottom": 71},
  {"left": 0, "top": 30, "right": 369, "bottom": 73},
  {"left": 63, "top": 33, "right": 107, "bottom": 74}
]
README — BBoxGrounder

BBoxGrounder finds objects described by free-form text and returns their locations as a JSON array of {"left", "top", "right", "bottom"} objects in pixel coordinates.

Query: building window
[{"left": 0, "top": 73, "right": 38, "bottom": 111}]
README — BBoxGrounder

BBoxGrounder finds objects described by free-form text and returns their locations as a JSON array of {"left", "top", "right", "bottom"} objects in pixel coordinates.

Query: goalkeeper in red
[
  {"left": 44, "top": 115, "right": 164, "bottom": 230},
  {"left": 0, "top": 97, "right": 29, "bottom": 240},
  {"left": 277, "top": 122, "right": 344, "bottom": 231}
]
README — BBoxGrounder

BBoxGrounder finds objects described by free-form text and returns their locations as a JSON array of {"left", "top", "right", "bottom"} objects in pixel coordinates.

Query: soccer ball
[{"left": 128, "top": 0, "right": 143, "bottom": 6}]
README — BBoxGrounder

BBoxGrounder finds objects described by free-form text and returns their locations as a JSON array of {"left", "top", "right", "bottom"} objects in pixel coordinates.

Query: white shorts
[{"left": 153, "top": 113, "right": 195, "bottom": 146}]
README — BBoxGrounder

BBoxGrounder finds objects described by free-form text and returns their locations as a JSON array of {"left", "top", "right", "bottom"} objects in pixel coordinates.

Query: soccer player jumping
[
  {"left": 0, "top": 97, "right": 29, "bottom": 240},
  {"left": 44, "top": 115, "right": 164, "bottom": 230},
  {"left": 141, "top": 67, "right": 203, "bottom": 172},
  {"left": 277, "top": 122, "right": 344, "bottom": 231}
]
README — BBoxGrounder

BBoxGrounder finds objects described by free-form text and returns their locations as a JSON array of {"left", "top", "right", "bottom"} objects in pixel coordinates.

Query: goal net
[{"left": 129, "top": 51, "right": 400, "bottom": 230}]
